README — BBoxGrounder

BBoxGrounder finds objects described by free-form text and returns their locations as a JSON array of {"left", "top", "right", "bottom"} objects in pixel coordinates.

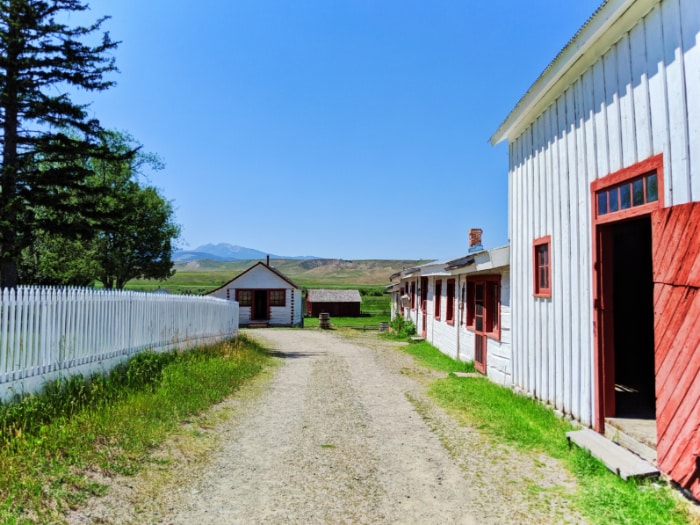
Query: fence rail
[{"left": 0, "top": 287, "right": 239, "bottom": 401}]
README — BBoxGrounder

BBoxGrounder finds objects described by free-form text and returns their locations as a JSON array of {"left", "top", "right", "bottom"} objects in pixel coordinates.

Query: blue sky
[{"left": 78, "top": 0, "right": 603, "bottom": 260}]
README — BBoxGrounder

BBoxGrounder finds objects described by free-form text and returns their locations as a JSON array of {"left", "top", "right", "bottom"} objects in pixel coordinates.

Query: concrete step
[{"left": 566, "top": 428, "right": 660, "bottom": 480}]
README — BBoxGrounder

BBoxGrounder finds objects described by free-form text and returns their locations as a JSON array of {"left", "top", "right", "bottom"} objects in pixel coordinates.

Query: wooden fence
[{"left": 0, "top": 287, "right": 239, "bottom": 401}]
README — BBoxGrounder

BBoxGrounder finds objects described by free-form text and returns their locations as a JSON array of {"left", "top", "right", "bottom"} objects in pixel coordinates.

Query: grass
[
  {"left": 401, "top": 340, "right": 476, "bottom": 374},
  {"left": 396, "top": 340, "right": 694, "bottom": 525},
  {"left": 0, "top": 334, "right": 272, "bottom": 524},
  {"left": 304, "top": 313, "right": 390, "bottom": 329}
]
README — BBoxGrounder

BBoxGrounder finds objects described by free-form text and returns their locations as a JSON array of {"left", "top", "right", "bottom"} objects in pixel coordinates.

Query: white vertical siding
[{"left": 509, "top": 0, "right": 700, "bottom": 426}]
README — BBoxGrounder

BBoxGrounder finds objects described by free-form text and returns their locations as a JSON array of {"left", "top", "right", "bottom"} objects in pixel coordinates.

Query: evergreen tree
[
  {"left": 0, "top": 0, "right": 118, "bottom": 287},
  {"left": 18, "top": 131, "right": 181, "bottom": 289}
]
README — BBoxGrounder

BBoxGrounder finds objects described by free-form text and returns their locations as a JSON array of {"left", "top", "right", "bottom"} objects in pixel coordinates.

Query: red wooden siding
[{"left": 652, "top": 202, "right": 700, "bottom": 500}]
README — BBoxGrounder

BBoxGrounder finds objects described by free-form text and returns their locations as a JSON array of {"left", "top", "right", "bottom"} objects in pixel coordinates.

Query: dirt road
[{"left": 68, "top": 329, "right": 583, "bottom": 525}]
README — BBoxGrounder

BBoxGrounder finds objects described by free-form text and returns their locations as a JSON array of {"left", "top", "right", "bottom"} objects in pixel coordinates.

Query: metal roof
[
  {"left": 306, "top": 289, "right": 362, "bottom": 303},
  {"left": 490, "top": 0, "right": 658, "bottom": 145}
]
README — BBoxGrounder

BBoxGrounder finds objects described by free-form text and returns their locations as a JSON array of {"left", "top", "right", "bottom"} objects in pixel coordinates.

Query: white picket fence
[{"left": 0, "top": 287, "right": 239, "bottom": 401}]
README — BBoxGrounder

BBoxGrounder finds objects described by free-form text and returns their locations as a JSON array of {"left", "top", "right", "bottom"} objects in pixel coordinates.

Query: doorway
[
  {"left": 421, "top": 277, "right": 428, "bottom": 338},
  {"left": 597, "top": 216, "right": 656, "bottom": 423},
  {"left": 253, "top": 290, "right": 269, "bottom": 320}
]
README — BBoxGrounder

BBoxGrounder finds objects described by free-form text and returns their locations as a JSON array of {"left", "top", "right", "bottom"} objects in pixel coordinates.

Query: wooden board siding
[
  {"left": 652, "top": 202, "right": 700, "bottom": 499},
  {"left": 508, "top": 0, "right": 700, "bottom": 427}
]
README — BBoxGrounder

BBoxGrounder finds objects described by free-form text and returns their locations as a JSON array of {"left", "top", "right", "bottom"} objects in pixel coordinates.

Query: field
[
  {"left": 128, "top": 258, "right": 427, "bottom": 318},
  {"left": 129, "top": 258, "right": 424, "bottom": 293}
]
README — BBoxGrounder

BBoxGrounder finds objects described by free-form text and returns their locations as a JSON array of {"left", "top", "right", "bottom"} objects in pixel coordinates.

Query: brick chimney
[{"left": 468, "top": 228, "right": 483, "bottom": 253}]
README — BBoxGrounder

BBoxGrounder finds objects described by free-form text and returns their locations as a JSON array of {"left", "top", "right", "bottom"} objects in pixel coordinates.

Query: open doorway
[
  {"left": 597, "top": 215, "right": 656, "bottom": 448},
  {"left": 253, "top": 290, "right": 269, "bottom": 321},
  {"left": 608, "top": 217, "right": 656, "bottom": 418}
]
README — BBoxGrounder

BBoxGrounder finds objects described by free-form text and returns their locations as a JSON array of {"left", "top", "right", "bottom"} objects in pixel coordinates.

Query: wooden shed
[
  {"left": 208, "top": 260, "right": 303, "bottom": 327},
  {"left": 491, "top": 0, "right": 700, "bottom": 498},
  {"left": 306, "top": 289, "right": 362, "bottom": 317}
]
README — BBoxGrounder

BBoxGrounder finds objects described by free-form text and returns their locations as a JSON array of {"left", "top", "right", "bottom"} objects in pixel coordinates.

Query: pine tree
[{"left": 0, "top": 0, "right": 118, "bottom": 287}]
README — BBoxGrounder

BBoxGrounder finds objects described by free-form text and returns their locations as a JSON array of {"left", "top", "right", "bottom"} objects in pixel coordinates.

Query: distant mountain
[{"left": 173, "top": 243, "right": 318, "bottom": 262}]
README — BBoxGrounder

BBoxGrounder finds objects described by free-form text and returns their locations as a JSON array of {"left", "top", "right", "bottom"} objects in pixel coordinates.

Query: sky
[{"left": 72, "top": 0, "right": 604, "bottom": 261}]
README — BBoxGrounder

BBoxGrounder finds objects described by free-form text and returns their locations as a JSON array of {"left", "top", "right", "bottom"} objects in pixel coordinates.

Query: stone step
[{"left": 566, "top": 428, "right": 660, "bottom": 480}]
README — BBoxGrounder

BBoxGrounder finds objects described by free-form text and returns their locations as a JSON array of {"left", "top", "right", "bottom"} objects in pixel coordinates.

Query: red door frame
[{"left": 591, "top": 154, "right": 664, "bottom": 432}]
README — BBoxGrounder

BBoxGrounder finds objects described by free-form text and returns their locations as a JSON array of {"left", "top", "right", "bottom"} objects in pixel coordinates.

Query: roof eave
[{"left": 490, "top": 0, "right": 657, "bottom": 146}]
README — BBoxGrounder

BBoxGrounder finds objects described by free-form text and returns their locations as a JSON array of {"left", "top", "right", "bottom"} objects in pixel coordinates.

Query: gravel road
[{"left": 68, "top": 328, "right": 584, "bottom": 525}]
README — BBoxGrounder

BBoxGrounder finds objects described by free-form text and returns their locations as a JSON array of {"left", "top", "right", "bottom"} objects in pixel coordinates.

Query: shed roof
[{"left": 307, "top": 289, "right": 362, "bottom": 303}]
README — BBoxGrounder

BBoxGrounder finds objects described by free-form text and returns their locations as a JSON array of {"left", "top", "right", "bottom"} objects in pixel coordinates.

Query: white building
[
  {"left": 491, "top": 0, "right": 700, "bottom": 498},
  {"left": 208, "top": 260, "right": 303, "bottom": 328},
  {"left": 390, "top": 230, "right": 511, "bottom": 385}
]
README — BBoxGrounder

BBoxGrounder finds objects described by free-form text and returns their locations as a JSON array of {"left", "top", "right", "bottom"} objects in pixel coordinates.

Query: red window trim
[
  {"left": 533, "top": 235, "right": 552, "bottom": 299},
  {"left": 591, "top": 153, "right": 664, "bottom": 225},
  {"left": 465, "top": 275, "right": 501, "bottom": 341}
]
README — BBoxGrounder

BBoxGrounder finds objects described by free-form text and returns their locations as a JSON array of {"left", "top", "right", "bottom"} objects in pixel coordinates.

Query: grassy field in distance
[{"left": 128, "top": 258, "right": 427, "bottom": 296}]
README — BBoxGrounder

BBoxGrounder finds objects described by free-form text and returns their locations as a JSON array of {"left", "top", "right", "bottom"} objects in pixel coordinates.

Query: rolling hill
[{"left": 129, "top": 258, "right": 428, "bottom": 294}]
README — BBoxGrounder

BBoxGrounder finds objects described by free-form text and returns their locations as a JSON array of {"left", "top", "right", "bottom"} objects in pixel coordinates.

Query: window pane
[
  {"left": 598, "top": 192, "right": 608, "bottom": 215},
  {"left": 475, "top": 303, "right": 483, "bottom": 315},
  {"left": 632, "top": 178, "right": 644, "bottom": 206},
  {"left": 609, "top": 188, "right": 619, "bottom": 212},
  {"left": 647, "top": 173, "right": 658, "bottom": 202},
  {"left": 475, "top": 317, "right": 483, "bottom": 331},
  {"left": 475, "top": 284, "right": 484, "bottom": 301},
  {"left": 620, "top": 184, "right": 631, "bottom": 209}
]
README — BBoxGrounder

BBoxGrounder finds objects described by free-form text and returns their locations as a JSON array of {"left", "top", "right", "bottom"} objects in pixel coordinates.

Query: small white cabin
[{"left": 208, "top": 261, "right": 303, "bottom": 327}]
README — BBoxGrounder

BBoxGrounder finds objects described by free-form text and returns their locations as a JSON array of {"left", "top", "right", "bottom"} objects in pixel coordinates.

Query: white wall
[
  {"left": 209, "top": 264, "right": 302, "bottom": 327},
  {"left": 508, "top": 0, "right": 700, "bottom": 425}
]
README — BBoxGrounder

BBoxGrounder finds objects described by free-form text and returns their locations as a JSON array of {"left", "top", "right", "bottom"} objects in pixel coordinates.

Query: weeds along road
[{"left": 69, "top": 329, "right": 583, "bottom": 525}]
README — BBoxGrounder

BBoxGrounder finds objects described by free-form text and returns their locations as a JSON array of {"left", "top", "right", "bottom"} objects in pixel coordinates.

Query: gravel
[{"left": 67, "top": 328, "right": 585, "bottom": 525}]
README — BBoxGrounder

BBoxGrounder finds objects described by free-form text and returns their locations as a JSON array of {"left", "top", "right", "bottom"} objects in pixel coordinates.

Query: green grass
[
  {"left": 427, "top": 373, "right": 692, "bottom": 525},
  {"left": 304, "top": 313, "right": 390, "bottom": 329},
  {"left": 0, "top": 335, "right": 272, "bottom": 524},
  {"left": 401, "top": 340, "right": 476, "bottom": 374}
]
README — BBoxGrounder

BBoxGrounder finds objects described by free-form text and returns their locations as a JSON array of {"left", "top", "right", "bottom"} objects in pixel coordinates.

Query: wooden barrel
[{"left": 319, "top": 312, "right": 331, "bottom": 329}]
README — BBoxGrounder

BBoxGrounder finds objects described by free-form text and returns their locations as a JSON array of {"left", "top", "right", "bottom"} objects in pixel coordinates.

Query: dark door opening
[
  {"left": 421, "top": 277, "right": 428, "bottom": 338},
  {"left": 599, "top": 216, "right": 656, "bottom": 419},
  {"left": 253, "top": 290, "right": 268, "bottom": 320}
]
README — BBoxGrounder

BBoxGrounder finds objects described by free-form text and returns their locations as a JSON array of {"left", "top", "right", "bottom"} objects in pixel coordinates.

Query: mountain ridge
[{"left": 175, "top": 243, "right": 318, "bottom": 262}]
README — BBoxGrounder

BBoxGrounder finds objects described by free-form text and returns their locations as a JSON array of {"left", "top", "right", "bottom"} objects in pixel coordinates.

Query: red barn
[{"left": 306, "top": 289, "right": 362, "bottom": 317}]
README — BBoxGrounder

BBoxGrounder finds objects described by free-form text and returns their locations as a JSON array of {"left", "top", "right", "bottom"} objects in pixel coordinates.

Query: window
[
  {"left": 597, "top": 172, "right": 658, "bottom": 216},
  {"left": 434, "top": 279, "right": 442, "bottom": 319},
  {"left": 533, "top": 236, "right": 552, "bottom": 298},
  {"left": 591, "top": 154, "right": 663, "bottom": 224},
  {"left": 446, "top": 279, "right": 455, "bottom": 324},
  {"left": 269, "top": 290, "right": 285, "bottom": 306},
  {"left": 465, "top": 276, "right": 501, "bottom": 340},
  {"left": 236, "top": 289, "right": 252, "bottom": 306}
]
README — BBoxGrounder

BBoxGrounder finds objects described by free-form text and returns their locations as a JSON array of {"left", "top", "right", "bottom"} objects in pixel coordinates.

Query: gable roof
[
  {"left": 490, "top": 0, "right": 657, "bottom": 145},
  {"left": 206, "top": 261, "right": 300, "bottom": 295},
  {"left": 307, "top": 289, "right": 362, "bottom": 303}
]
